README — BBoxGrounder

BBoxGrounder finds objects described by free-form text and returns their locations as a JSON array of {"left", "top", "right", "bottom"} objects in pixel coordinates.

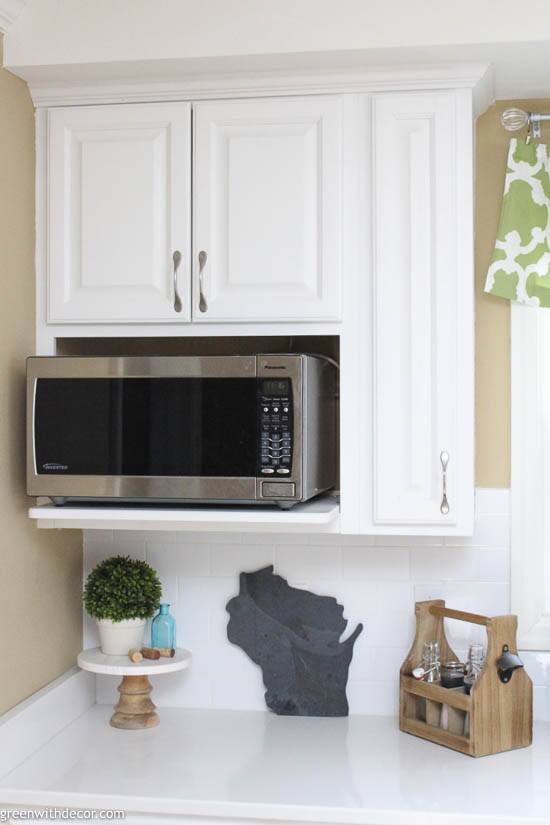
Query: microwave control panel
[{"left": 258, "top": 379, "right": 293, "bottom": 477}]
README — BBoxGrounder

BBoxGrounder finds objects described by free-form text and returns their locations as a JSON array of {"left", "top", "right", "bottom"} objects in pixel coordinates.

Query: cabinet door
[
  {"left": 193, "top": 97, "right": 342, "bottom": 322},
  {"left": 47, "top": 103, "right": 191, "bottom": 323},
  {"left": 366, "top": 92, "right": 474, "bottom": 533}
]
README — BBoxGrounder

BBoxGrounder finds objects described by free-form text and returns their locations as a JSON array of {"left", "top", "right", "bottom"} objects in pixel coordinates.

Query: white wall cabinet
[
  {"left": 38, "top": 71, "right": 482, "bottom": 536},
  {"left": 192, "top": 97, "right": 342, "bottom": 322},
  {"left": 352, "top": 91, "right": 474, "bottom": 535},
  {"left": 47, "top": 103, "right": 192, "bottom": 323},
  {"left": 46, "top": 96, "right": 342, "bottom": 326}
]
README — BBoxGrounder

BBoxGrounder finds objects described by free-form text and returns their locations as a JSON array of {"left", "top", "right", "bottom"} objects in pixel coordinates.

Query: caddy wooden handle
[{"left": 429, "top": 605, "right": 490, "bottom": 626}]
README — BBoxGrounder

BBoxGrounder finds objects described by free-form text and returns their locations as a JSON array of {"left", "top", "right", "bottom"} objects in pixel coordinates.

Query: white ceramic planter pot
[{"left": 96, "top": 618, "right": 146, "bottom": 656}]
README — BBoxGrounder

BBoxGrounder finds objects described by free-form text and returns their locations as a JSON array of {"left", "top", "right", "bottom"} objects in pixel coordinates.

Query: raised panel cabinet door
[
  {"left": 368, "top": 92, "right": 474, "bottom": 531},
  {"left": 193, "top": 96, "right": 342, "bottom": 322},
  {"left": 47, "top": 102, "right": 191, "bottom": 323}
]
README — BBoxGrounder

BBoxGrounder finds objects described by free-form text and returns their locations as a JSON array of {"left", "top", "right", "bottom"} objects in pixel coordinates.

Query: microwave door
[{"left": 32, "top": 375, "right": 259, "bottom": 502}]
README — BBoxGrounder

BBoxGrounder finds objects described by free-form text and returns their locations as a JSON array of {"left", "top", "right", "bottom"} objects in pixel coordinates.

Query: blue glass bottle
[{"left": 151, "top": 603, "right": 176, "bottom": 648}]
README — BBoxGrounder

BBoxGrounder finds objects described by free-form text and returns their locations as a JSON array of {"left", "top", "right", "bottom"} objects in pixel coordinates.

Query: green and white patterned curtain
[{"left": 485, "top": 138, "right": 550, "bottom": 307}]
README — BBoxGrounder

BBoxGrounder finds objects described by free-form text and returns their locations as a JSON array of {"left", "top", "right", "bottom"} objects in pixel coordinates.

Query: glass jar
[
  {"left": 151, "top": 603, "right": 176, "bottom": 649},
  {"left": 464, "top": 642, "right": 485, "bottom": 694},
  {"left": 422, "top": 641, "right": 441, "bottom": 683},
  {"left": 441, "top": 660, "right": 465, "bottom": 689}
]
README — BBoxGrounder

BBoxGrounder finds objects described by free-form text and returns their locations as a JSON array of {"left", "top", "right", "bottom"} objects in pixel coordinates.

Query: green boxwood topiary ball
[{"left": 83, "top": 555, "right": 162, "bottom": 622}]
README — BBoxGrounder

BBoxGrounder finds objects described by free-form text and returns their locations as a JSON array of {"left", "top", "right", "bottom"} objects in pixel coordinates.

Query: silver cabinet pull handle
[
  {"left": 440, "top": 451, "right": 450, "bottom": 515},
  {"left": 172, "top": 250, "right": 183, "bottom": 313},
  {"left": 198, "top": 250, "right": 208, "bottom": 313}
]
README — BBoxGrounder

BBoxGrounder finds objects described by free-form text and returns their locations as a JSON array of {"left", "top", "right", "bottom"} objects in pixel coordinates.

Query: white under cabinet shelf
[{"left": 28, "top": 496, "right": 340, "bottom": 532}]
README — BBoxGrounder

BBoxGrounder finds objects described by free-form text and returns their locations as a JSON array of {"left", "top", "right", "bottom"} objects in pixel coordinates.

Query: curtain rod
[{"left": 501, "top": 108, "right": 550, "bottom": 139}]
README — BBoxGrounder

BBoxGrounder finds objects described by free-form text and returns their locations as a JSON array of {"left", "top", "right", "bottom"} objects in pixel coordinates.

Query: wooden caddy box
[{"left": 400, "top": 600, "right": 533, "bottom": 757}]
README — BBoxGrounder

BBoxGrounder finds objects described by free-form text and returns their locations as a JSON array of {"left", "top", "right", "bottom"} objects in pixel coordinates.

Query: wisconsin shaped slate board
[{"left": 226, "top": 565, "right": 363, "bottom": 717}]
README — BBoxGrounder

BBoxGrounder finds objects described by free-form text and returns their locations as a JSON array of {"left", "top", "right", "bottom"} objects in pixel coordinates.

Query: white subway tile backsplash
[
  {"left": 477, "top": 546, "right": 510, "bottom": 581},
  {"left": 346, "top": 680, "right": 399, "bottom": 716},
  {"left": 211, "top": 543, "right": 274, "bottom": 577},
  {"left": 112, "top": 530, "right": 148, "bottom": 556},
  {"left": 176, "top": 577, "right": 212, "bottom": 646},
  {"left": 533, "top": 686, "right": 550, "bottom": 722},
  {"left": 349, "top": 644, "right": 410, "bottom": 682},
  {"left": 148, "top": 542, "right": 211, "bottom": 578},
  {"left": 475, "top": 488, "right": 510, "bottom": 515},
  {"left": 81, "top": 488, "right": 547, "bottom": 721},
  {"left": 275, "top": 543, "right": 342, "bottom": 581},
  {"left": 445, "top": 513, "right": 510, "bottom": 549},
  {"left": 410, "top": 547, "right": 479, "bottom": 581},
  {"left": 376, "top": 535, "right": 444, "bottom": 547},
  {"left": 342, "top": 546, "right": 410, "bottom": 580}
]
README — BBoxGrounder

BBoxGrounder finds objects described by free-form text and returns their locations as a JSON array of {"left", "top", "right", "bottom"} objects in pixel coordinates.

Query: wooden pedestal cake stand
[{"left": 77, "top": 647, "right": 191, "bottom": 730}]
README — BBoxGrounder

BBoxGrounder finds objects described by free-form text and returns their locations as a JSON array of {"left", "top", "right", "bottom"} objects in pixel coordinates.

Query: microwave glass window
[{"left": 34, "top": 378, "right": 258, "bottom": 477}]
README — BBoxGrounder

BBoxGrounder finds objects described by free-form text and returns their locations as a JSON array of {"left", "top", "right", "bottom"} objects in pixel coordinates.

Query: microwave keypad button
[{"left": 258, "top": 385, "right": 292, "bottom": 477}]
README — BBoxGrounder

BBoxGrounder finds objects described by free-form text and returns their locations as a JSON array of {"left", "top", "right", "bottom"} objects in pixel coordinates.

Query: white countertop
[{"left": 1, "top": 707, "right": 549, "bottom": 825}]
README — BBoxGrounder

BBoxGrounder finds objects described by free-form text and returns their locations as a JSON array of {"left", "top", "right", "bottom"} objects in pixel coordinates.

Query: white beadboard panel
[{"left": 81, "top": 488, "right": 550, "bottom": 719}]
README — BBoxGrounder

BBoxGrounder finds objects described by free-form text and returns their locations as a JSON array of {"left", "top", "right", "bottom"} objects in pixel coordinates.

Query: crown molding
[
  {"left": 0, "top": 0, "right": 25, "bottom": 34},
  {"left": 16, "top": 60, "right": 493, "bottom": 109}
]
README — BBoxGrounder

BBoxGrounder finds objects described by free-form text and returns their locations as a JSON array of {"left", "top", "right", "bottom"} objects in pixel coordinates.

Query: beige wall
[
  {"left": 0, "top": 39, "right": 82, "bottom": 715},
  {"left": 475, "top": 99, "right": 550, "bottom": 488}
]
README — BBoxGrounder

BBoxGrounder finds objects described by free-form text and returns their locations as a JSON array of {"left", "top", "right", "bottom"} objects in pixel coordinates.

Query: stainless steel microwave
[{"left": 27, "top": 355, "right": 337, "bottom": 509}]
